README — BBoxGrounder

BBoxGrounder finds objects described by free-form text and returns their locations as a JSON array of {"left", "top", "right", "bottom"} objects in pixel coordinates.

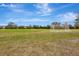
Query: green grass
[{"left": 0, "top": 29, "right": 79, "bottom": 56}]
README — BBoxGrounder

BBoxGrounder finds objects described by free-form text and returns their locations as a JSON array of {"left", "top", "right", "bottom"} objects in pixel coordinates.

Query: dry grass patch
[{"left": 0, "top": 29, "right": 79, "bottom": 56}]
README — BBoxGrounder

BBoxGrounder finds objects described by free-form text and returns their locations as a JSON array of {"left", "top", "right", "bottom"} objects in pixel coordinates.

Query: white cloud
[
  {"left": 7, "top": 18, "right": 49, "bottom": 22},
  {"left": 0, "top": 3, "right": 34, "bottom": 16},
  {"left": 9, "top": 4, "right": 16, "bottom": 8},
  {"left": 0, "top": 3, "right": 21, "bottom": 12},
  {"left": 0, "top": 3, "right": 16, "bottom": 8},
  {"left": 56, "top": 12, "right": 77, "bottom": 22},
  {"left": 34, "top": 3, "right": 52, "bottom": 16},
  {"left": 0, "top": 23, "right": 7, "bottom": 26},
  {"left": 0, "top": 4, "right": 7, "bottom": 7},
  {"left": 0, "top": 4, "right": 24, "bottom": 12}
]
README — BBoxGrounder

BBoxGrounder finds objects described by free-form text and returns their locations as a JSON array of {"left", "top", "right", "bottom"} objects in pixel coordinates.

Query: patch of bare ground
[
  {"left": 0, "top": 39, "right": 79, "bottom": 56},
  {"left": 68, "top": 39, "right": 79, "bottom": 43},
  {"left": 51, "top": 38, "right": 79, "bottom": 56},
  {"left": 0, "top": 38, "right": 79, "bottom": 56}
]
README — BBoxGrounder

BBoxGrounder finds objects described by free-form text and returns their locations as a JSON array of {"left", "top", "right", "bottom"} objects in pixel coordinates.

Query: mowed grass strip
[{"left": 0, "top": 29, "right": 79, "bottom": 56}]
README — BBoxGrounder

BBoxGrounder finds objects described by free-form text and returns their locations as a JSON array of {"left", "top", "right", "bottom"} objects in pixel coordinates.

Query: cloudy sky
[{"left": 0, "top": 3, "right": 79, "bottom": 26}]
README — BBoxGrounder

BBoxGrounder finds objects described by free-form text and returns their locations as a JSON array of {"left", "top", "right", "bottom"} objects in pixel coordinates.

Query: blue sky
[{"left": 0, "top": 3, "right": 79, "bottom": 26}]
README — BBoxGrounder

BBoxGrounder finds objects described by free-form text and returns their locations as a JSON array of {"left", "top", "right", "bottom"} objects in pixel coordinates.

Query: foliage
[
  {"left": 75, "top": 14, "right": 79, "bottom": 29},
  {"left": 5, "top": 22, "right": 17, "bottom": 29}
]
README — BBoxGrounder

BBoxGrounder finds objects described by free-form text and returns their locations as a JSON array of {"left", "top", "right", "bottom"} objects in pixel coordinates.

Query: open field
[{"left": 0, "top": 29, "right": 79, "bottom": 56}]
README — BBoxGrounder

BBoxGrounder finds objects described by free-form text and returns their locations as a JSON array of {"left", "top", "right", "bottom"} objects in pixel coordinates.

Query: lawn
[{"left": 0, "top": 29, "right": 79, "bottom": 56}]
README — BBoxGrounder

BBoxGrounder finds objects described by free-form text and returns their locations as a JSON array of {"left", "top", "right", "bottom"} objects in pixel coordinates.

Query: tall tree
[
  {"left": 75, "top": 14, "right": 79, "bottom": 29},
  {"left": 5, "top": 22, "right": 17, "bottom": 29},
  {"left": 69, "top": 24, "right": 74, "bottom": 29},
  {"left": 51, "top": 22, "right": 61, "bottom": 29}
]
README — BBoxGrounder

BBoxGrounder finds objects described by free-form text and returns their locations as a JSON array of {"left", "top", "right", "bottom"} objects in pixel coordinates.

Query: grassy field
[{"left": 0, "top": 29, "right": 79, "bottom": 56}]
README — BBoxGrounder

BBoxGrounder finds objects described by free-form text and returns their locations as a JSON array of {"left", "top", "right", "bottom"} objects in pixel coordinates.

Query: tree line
[
  {"left": 0, "top": 22, "right": 50, "bottom": 29},
  {"left": 0, "top": 14, "right": 79, "bottom": 29}
]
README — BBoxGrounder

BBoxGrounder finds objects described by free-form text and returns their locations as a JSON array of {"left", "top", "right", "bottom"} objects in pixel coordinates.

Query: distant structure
[
  {"left": 50, "top": 22, "right": 61, "bottom": 29},
  {"left": 63, "top": 22, "right": 69, "bottom": 30},
  {"left": 50, "top": 22, "right": 69, "bottom": 30}
]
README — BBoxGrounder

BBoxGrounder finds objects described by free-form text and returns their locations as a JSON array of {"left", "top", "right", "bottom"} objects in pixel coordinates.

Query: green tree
[
  {"left": 33, "top": 25, "right": 39, "bottom": 29},
  {"left": 18, "top": 26, "right": 26, "bottom": 29},
  {"left": 5, "top": 22, "right": 17, "bottom": 29},
  {"left": 69, "top": 24, "right": 74, "bottom": 29}
]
